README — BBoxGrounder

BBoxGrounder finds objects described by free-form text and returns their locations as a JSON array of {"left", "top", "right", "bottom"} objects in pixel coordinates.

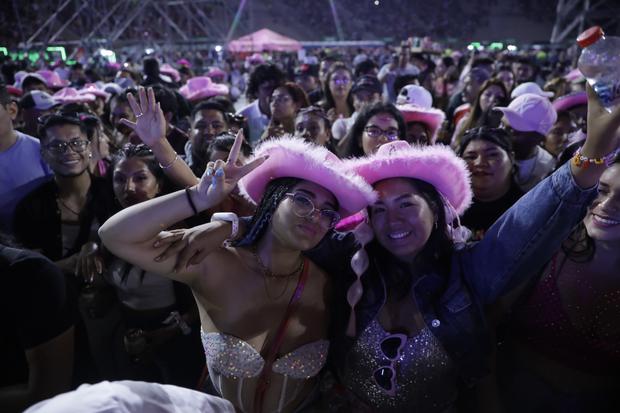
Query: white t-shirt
[
  {"left": 516, "top": 146, "right": 556, "bottom": 192},
  {"left": 237, "top": 100, "right": 269, "bottom": 145},
  {"left": 0, "top": 132, "right": 52, "bottom": 233}
]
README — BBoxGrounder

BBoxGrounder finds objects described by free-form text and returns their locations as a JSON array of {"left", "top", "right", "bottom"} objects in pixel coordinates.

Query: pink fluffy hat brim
[
  {"left": 345, "top": 141, "right": 473, "bottom": 215},
  {"left": 238, "top": 136, "right": 377, "bottom": 217},
  {"left": 552, "top": 91, "right": 587, "bottom": 113},
  {"left": 397, "top": 104, "right": 446, "bottom": 144}
]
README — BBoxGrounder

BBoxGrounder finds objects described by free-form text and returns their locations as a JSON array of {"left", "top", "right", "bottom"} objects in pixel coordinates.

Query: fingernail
[
  {"left": 215, "top": 168, "right": 224, "bottom": 177},
  {"left": 154, "top": 256, "right": 161, "bottom": 262},
  {"left": 212, "top": 176, "right": 217, "bottom": 186},
  {"left": 206, "top": 169, "right": 212, "bottom": 177}
]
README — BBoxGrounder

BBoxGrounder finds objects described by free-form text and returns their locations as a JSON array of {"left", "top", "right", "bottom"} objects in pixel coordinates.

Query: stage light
[
  {"left": 145, "top": 48, "right": 155, "bottom": 55},
  {"left": 215, "top": 45, "right": 223, "bottom": 52},
  {"left": 374, "top": 0, "right": 380, "bottom": 5},
  {"left": 46, "top": 46, "right": 66, "bottom": 60},
  {"left": 507, "top": 44, "right": 518, "bottom": 52}
]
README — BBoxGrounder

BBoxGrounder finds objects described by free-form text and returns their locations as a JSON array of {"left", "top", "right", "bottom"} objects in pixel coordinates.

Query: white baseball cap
[
  {"left": 19, "top": 90, "right": 60, "bottom": 111},
  {"left": 511, "top": 82, "right": 554, "bottom": 99},
  {"left": 396, "top": 85, "right": 433, "bottom": 107},
  {"left": 495, "top": 93, "right": 558, "bottom": 136}
]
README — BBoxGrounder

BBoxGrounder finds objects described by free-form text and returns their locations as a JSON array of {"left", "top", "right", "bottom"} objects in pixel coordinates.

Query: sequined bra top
[
  {"left": 201, "top": 331, "right": 329, "bottom": 380},
  {"left": 201, "top": 331, "right": 328, "bottom": 412},
  {"left": 342, "top": 319, "right": 459, "bottom": 413}
]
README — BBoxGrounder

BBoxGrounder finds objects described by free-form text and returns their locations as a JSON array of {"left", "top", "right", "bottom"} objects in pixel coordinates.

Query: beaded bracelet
[
  {"left": 159, "top": 153, "right": 179, "bottom": 170},
  {"left": 185, "top": 187, "right": 198, "bottom": 215},
  {"left": 572, "top": 148, "right": 619, "bottom": 169}
]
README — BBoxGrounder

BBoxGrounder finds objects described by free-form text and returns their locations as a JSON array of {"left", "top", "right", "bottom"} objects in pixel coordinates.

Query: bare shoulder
[{"left": 188, "top": 245, "right": 248, "bottom": 292}]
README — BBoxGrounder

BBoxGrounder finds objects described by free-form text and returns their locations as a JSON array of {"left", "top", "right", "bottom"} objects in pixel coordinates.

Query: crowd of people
[{"left": 1, "top": 33, "right": 619, "bottom": 413}]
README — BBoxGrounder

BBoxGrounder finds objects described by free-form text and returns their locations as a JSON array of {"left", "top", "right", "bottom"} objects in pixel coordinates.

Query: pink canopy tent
[{"left": 228, "top": 28, "right": 302, "bottom": 52}]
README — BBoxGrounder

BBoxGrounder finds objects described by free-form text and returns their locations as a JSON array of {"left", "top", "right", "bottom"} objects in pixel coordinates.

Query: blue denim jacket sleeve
[{"left": 460, "top": 162, "right": 597, "bottom": 305}]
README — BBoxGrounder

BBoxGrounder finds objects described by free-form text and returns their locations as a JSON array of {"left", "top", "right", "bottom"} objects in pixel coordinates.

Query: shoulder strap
[{"left": 253, "top": 258, "right": 311, "bottom": 413}]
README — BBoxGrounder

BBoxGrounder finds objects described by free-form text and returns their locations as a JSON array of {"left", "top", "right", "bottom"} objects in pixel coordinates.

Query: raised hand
[
  {"left": 193, "top": 129, "right": 268, "bottom": 208},
  {"left": 120, "top": 87, "right": 167, "bottom": 147}
]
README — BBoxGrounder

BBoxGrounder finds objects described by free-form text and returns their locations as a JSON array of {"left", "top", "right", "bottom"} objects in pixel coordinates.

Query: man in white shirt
[{"left": 236, "top": 64, "right": 285, "bottom": 145}]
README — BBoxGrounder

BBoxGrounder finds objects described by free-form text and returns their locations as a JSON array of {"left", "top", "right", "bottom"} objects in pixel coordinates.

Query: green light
[
  {"left": 0, "top": 47, "right": 7, "bottom": 56},
  {"left": 29, "top": 52, "right": 40, "bottom": 63},
  {"left": 46, "top": 46, "right": 67, "bottom": 61},
  {"left": 67, "top": 59, "right": 76, "bottom": 65},
  {"left": 489, "top": 42, "right": 504, "bottom": 50}
]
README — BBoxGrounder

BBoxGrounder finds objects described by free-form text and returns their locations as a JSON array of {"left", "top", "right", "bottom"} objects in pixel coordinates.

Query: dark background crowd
[{"left": 1, "top": 1, "right": 619, "bottom": 412}]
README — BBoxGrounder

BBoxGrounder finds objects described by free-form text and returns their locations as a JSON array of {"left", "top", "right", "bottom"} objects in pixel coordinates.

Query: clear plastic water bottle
[{"left": 577, "top": 26, "right": 620, "bottom": 112}]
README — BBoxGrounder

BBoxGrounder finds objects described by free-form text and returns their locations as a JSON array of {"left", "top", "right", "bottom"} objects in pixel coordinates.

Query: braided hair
[{"left": 234, "top": 177, "right": 301, "bottom": 247}]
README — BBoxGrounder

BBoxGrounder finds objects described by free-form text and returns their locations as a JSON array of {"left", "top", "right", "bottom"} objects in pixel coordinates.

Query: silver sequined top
[
  {"left": 201, "top": 331, "right": 329, "bottom": 379},
  {"left": 341, "top": 319, "right": 459, "bottom": 412}
]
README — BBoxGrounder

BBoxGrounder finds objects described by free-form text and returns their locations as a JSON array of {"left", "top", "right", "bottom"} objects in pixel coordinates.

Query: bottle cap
[{"left": 577, "top": 26, "right": 605, "bottom": 48}]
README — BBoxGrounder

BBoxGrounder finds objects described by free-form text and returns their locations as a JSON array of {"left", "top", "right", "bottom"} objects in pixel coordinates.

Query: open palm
[{"left": 120, "top": 87, "right": 166, "bottom": 146}]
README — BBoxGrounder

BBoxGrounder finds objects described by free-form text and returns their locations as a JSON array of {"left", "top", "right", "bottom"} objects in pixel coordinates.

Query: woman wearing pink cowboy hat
[
  {"left": 99, "top": 87, "right": 375, "bottom": 413},
  {"left": 324, "top": 86, "right": 615, "bottom": 410},
  {"left": 149, "top": 83, "right": 618, "bottom": 411}
]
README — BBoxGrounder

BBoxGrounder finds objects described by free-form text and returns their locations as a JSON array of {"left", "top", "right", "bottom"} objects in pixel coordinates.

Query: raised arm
[
  {"left": 465, "top": 83, "right": 620, "bottom": 303},
  {"left": 99, "top": 93, "right": 266, "bottom": 283},
  {"left": 120, "top": 87, "right": 199, "bottom": 188}
]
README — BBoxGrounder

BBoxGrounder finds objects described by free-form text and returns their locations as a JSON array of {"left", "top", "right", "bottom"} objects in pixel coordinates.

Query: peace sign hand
[
  {"left": 120, "top": 87, "right": 167, "bottom": 147},
  {"left": 193, "top": 129, "right": 268, "bottom": 208}
]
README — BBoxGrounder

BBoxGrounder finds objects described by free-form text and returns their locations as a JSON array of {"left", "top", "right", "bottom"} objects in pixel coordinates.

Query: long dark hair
[
  {"left": 234, "top": 177, "right": 301, "bottom": 247},
  {"left": 110, "top": 144, "right": 176, "bottom": 283},
  {"left": 462, "top": 78, "right": 508, "bottom": 132},
  {"left": 561, "top": 154, "right": 620, "bottom": 263},
  {"left": 339, "top": 102, "right": 406, "bottom": 158},
  {"left": 321, "top": 62, "right": 354, "bottom": 114},
  {"left": 367, "top": 178, "right": 454, "bottom": 298}
]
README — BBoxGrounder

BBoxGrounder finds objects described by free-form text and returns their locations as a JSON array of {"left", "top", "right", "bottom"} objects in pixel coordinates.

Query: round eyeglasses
[{"left": 285, "top": 192, "right": 340, "bottom": 229}]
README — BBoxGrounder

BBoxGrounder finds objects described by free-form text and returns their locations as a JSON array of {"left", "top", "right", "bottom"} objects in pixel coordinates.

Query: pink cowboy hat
[
  {"left": 345, "top": 141, "right": 472, "bottom": 215},
  {"left": 397, "top": 104, "right": 446, "bottom": 144},
  {"left": 552, "top": 91, "right": 587, "bottom": 113},
  {"left": 395, "top": 85, "right": 446, "bottom": 143},
  {"left": 206, "top": 67, "right": 227, "bottom": 79},
  {"left": 238, "top": 136, "right": 376, "bottom": 216},
  {"left": 179, "top": 76, "right": 229, "bottom": 102},
  {"left": 79, "top": 83, "right": 111, "bottom": 100},
  {"left": 160, "top": 63, "right": 181, "bottom": 83},
  {"left": 36, "top": 70, "right": 70, "bottom": 89},
  {"left": 53, "top": 87, "right": 96, "bottom": 104}
]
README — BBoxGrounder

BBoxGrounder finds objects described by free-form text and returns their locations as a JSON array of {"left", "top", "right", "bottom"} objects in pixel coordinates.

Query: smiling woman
[
  {"left": 98, "top": 86, "right": 375, "bottom": 413},
  {"left": 458, "top": 127, "right": 524, "bottom": 240}
]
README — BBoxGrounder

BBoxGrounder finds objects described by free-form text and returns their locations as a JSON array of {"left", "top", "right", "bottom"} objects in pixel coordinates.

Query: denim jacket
[{"left": 306, "top": 163, "right": 597, "bottom": 386}]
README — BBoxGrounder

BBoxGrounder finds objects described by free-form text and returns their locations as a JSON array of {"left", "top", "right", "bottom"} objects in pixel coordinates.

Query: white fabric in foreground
[{"left": 24, "top": 380, "right": 235, "bottom": 413}]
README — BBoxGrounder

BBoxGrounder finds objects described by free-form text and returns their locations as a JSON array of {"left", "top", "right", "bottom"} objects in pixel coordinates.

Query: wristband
[
  {"left": 185, "top": 188, "right": 198, "bottom": 215},
  {"left": 572, "top": 147, "right": 619, "bottom": 169},
  {"left": 210, "top": 212, "right": 239, "bottom": 240},
  {"left": 159, "top": 153, "right": 179, "bottom": 170}
]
